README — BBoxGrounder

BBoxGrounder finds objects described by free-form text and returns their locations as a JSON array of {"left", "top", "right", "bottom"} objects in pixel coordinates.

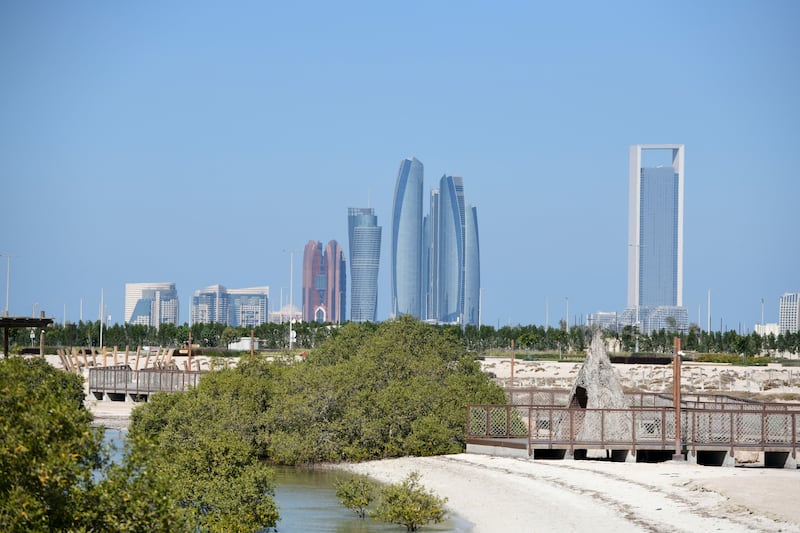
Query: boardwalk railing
[
  {"left": 89, "top": 367, "right": 203, "bottom": 398},
  {"left": 466, "top": 404, "right": 799, "bottom": 455}
]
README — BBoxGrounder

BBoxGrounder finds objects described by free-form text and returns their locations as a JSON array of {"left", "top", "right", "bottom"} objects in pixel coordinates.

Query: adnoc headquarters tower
[
  {"left": 624, "top": 144, "right": 688, "bottom": 334},
  {"left": 348, "top": 207, "right": 382, "bottom": 322},
  {"left": 391, "top": 157, "right": 424, "bottom": 318}
]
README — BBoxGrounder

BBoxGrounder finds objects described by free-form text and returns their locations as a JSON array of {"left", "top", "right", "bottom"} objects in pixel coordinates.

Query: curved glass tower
[
  {"left": 463, "top": 205, "right": 480, "bottom": 326},
  {"left": 437, "top": 175, "right": 465, "bottom": 324},
  {"left": 348, "top": 207, "right": 381, "bottom": 322},
  {"left": 391, "top": 157, "right": 424, "bottom": 318}
]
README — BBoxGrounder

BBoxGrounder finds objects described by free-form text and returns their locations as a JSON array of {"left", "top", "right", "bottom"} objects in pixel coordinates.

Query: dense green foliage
[
  {"left": 372, "top": 472, "right": 447, "bottom": 532},
  {"left": 265, "top": 317, "right": 507, "bottom": 463},
  {"left": 132, "top": 317, "right": 505, "bottom": 467},
  {"left": 129, "top": 368, "right": 279, "bottom": 531},
  {"left": 0, "top": 357, "right": 100, "bottom": 530},
  {"left": 0, "top": 357, "right": 187, "bottom": 532},
  {"left": 335, "top": 476, "right": 375, "bottom": 518},
  {"left": 123, "top": 317, "right": 501, "bottom": 529}
]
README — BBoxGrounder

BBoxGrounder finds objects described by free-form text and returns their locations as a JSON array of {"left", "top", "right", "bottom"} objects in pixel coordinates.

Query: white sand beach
[
  {"left": 336, "top": 358, "right": 800, "bottom": 532},
  {"left": 338, "top": 454, "right": 800, "bottom": 532}
]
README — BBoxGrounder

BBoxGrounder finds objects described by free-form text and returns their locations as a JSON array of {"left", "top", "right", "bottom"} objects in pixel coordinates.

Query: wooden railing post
[{"left": 673, "top": 337, "right": 685, "bottom": 460}]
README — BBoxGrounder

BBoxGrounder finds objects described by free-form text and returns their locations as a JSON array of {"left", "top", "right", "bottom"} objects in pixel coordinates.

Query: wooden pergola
[{"left": 1, "top": 316, "right": 54, "bottom": 358}]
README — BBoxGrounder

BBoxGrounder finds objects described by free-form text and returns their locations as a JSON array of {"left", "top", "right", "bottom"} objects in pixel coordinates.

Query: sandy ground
[
  {"left": 339, "top": 359, "right": 800, "bottom": 532},
  {"left": 481, "top": 357, "right": 800, "bottom": 397},
  {"left": 338, "top": 454, "right": 800, "bottom": 532}
]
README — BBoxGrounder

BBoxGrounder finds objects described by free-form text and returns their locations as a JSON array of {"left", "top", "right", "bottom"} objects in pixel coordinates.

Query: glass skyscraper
[
  {"left": 626, "top": 144, "right": 687, "bottom": 334},
  {"left": 125, "top": 282, "right": 179, "bottom": 328},
  {"left": 438, "top": 175, "right": 466, "bottom": 324},
  {"left": 430, "top": 175, "right": 481, "bottom": 326},
  {"left": 391, "top": 157, "right": 424, "bottom": 318},
  {"left": 463, "top": 205, "right": 481, "bottom": 326},
  {"left": 348, "top": 207, "right": 381, "bottom": 322}
]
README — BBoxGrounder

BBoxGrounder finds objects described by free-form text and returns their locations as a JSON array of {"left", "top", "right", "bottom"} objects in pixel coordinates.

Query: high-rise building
[
  {"left": 227, "top": 287, "right": 269, "bottom": 327},
  {"left": 391, "top": 157, "right": 424, "bottom": 318},
  {"left": 463, "top": 205, "right": 481, "bottom": 326},
  {"left": 191, "top": 284, "right": 229, "bottom": 324},
  {"left": 425, "top": 175, "right": 481, "bottom": 326},
  {"left": 125, "top": 282, "right": 179, "bottom": 328},
  {"left": 302, "top": 240, "right": 346, "bottom": 323},
  {"left": 779, "top": 292, "right": 800, "bottom": 334},
  {"left": 624, "top": 144, "right": 687, "bottom": 334},
  {"left": 302, "top": 241, "right": 323, "bottom": 322},
  {"left": 348, "top": 207, "right": 381, "bottom": 322},
  {"left": 191, "top": 285, "right": 269, "bottom": 327},
  {"left": 424, "top": 188, "right": 440, "bottom": 321},
  {"left": 438, "top": 175, "right": 466, "bottom": 324}
]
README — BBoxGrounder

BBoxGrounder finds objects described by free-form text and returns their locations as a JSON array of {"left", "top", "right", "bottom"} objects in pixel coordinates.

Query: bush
[
  {"left": 0, "top": 357, "right": 188, "bottom": 532},
  {"left": 372, "top": 471, "right": 447, "bottom": 531},
  {"left": 335, "top": 476, "right": 375, "bottom": 519}
]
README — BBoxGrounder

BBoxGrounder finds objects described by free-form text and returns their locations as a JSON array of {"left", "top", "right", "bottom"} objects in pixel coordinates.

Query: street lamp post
[
  {"left": 284, "top": 249, "right": 300, "bottom": 350},
  {"left": 2, "top": 254, "right": 11, "bottom": 317}
]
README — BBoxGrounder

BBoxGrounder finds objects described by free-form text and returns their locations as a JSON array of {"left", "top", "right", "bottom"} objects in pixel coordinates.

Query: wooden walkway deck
[{"left": 467, "top": 389, "right": 800, "bottom": 467}]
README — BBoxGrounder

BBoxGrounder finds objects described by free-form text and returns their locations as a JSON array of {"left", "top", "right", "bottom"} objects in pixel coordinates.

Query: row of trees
[
  {"left": 0, "top": 357, "right": 192, "bottom": 531},
  {"left": 6, "top": 317, "right": 800, "bottom": 357}
]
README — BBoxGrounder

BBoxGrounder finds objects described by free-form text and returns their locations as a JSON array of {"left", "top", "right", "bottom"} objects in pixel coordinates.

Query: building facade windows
[
  {"left": 191, "top": 285, "right": 269, "bottom": 327},
  {"left": 302, "top": 240, "right": 346, "bottom": 324},
  {"left": 625, "top": 144, "right": 687, "bottom": 334},
  {"left": 348, "top": 207, "right": 381, "bottom": 322},
  {"left": 125, "top": 282, "right": 180, "bottom": 328},
  {"left": 391, "top": 157, "right": 424, "bottom": 319},
  {"left": 779, "top": 293, "right": 800, "bottom": 334}
]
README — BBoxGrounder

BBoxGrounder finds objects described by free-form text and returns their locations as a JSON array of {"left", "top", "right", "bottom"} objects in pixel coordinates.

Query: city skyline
[
  {"left": 391, "top": 158, "right": 481, "bottom": 326},
  {"left": 2, "top": 2, "right": 798, "bottom": 332}
]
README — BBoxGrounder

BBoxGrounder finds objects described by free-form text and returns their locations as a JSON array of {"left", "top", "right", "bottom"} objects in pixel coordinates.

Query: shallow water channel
[{"left": 104, "top": 430, "right": 471, "bottom": 532}]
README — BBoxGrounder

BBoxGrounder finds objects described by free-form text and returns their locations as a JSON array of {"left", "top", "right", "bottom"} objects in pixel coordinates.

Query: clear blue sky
[{"left": 1, "top": 1, "right": 798, "bottom": 332}]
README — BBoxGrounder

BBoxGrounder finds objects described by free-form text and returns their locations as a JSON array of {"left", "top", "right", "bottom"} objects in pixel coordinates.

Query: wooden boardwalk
[
  {"left": 467, "top": 389, "right": 800, "bottom": 467},
  {"left": 88, "top": 367, "right": 203, "bottom": 401}
]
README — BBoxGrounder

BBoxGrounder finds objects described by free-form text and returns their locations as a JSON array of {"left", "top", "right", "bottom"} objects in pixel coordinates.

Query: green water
[
  {"left": 273, "top": 466, "right": 471, "bottom": 532},
  {"left": 103, "top": 430, "right": 472, "bottom": 531}
]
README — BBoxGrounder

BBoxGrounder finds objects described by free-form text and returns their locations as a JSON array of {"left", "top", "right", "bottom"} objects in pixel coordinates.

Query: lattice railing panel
[
  {"left": 733, "top": 412, "right": 762, "bottom": 445},
  {"left": 764, "top": 413, "right": 793, "bottom": 445},
  {"left": 468, "top": 407, "right": 488, "bottom": 436}
]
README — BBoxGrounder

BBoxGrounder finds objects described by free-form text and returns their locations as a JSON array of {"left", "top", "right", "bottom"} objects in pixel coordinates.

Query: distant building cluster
[
  {"left": 125, "top": 282, "right": 271, "bottom": 328},
  {"left": 123, "top": 156, "right": 483, "bottom": 329},
  {"left": 191, "top": 285, "right": 269, "bottom": 327},
  {"left": 121, "top": 149, "right": 791, "bottom": 335},
  {"left": 391, "top": 157, "right": 481, "bottom": 326},
  {"left": 747, "top": 293, "right": 798, "bottom": 337}
]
